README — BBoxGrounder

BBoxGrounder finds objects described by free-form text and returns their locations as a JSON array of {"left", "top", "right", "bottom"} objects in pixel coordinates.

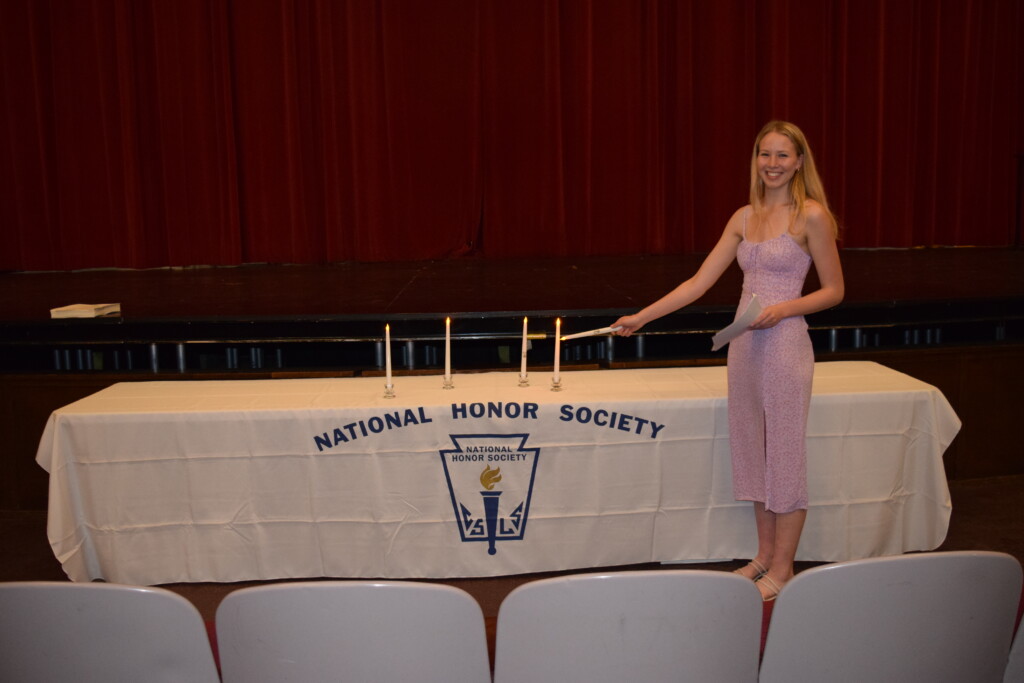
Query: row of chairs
[{"left": 2, "top": 551, "right": 1021, "bottom": 682}]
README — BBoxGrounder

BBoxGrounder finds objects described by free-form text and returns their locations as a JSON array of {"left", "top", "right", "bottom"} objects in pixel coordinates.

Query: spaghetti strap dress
[{"left": 726, "top": 210, "right": 814, "bottom": 514}]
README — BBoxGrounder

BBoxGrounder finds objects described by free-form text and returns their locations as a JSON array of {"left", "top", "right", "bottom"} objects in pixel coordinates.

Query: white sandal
[
  {"left": 755, "top": 574, "right": 783, "bottom": 602},
  {"left": 733, "top": 559, "right": 768, "bottom": 581}
]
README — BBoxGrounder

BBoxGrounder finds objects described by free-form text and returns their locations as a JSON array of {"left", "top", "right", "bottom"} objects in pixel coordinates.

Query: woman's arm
[{"left": 613, "top": 208, "right": 746, "bottom": 336}]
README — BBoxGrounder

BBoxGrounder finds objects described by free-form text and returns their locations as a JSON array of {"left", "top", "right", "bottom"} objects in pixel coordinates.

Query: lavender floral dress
[{"left": 726, "top": 210, "right": 814, "bottom": 514}]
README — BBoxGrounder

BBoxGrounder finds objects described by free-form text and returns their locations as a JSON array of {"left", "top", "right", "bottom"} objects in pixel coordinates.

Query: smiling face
[{"left": 756, "top": 131, "right": 803, "bottom": 192}]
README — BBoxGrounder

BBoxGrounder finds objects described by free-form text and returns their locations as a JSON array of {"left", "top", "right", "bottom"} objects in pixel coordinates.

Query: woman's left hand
[{"left": 749, "top": 303, "right": 788, "bottom": 329}]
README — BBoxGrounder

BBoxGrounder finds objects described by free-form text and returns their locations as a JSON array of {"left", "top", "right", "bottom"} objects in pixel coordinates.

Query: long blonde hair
[{"left": 749, "top": 120, "right": 838, "bottom": 237}]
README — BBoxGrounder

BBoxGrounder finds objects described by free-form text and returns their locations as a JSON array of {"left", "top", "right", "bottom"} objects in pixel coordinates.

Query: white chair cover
[
  {"left": 493, "top": 569, "right": 762, "bottom": 683},
  {"left": 760, "top": 551, "right": 1022, "bottom": 683},
  {"left": 0, "top": 581, "right": 220, "bottom": 683},
  {"left": 216, "top": 580, "right": 491, "bottom": 683}
]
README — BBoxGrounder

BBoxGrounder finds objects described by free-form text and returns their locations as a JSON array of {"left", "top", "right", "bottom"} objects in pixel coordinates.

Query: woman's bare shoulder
[
  {"left": 801, "top": 199, "right": 827, "bottom": 219},
  {"left": 800, "top": 200, "right": 833, "bottom": 234},
  {"left": 729, "top": 202, "right": 753, "bottom": 227},
  {"left": 725, "top": 204, "right": 752, "bottom": 232}
]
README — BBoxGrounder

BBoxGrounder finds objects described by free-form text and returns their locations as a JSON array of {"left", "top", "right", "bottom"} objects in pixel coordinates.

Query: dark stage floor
[{"left": 2, "top": 248, "right": 1022, "bottom": 321}]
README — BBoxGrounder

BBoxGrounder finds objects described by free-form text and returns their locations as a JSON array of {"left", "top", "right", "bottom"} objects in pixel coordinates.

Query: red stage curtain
[{"left": 1, "top": 0, "right": 1021, "bottom": 270}]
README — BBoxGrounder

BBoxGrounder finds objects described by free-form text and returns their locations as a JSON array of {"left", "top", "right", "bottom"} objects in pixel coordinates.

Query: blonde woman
[{"left": 613, "top": 121, "right": 844, "bottom": 600}]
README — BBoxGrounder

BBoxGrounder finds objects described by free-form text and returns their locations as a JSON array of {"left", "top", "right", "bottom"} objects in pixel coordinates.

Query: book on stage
[{"left": 50, "top": 303, "right": 121, "bottom": 319}]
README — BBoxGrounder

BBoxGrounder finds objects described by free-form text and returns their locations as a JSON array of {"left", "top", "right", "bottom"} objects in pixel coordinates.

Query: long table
[{"left": 36, "top": 361, "right": 959, "bottom": 585}]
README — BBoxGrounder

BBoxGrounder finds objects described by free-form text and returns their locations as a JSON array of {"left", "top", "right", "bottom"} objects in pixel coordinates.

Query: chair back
[
  {"left": 0, "top": 581, "right": 220, "bottom": 683},
  {"left": 759, "top": 551, "right": 1022, "bottom": 683},
  {"left": 1006, "top": 617, "right": 1024, "bottom": 683},
  {"left": 493, "top": 569, "right": 762, "bottom": 683},
  {"left": 216, "top": 580, "right": 491, "bottom": 683}
]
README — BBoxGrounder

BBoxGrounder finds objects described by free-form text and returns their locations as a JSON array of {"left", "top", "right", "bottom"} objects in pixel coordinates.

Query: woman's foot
[
  {"left": 755, "top": 573, "right": 786, "bottom": 601},
  {"left": 733, "top": 558, "right": 768, "bottom": 581}
]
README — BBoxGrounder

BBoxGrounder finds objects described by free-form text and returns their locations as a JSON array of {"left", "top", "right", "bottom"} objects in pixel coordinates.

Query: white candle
[
  {"left": 385, "top": 324, "right": 392, "bottom": 388},
  {"left": 520, "top": 317, "right": 528, "bottom": 380},
  {"left": 553, "top": 318, "right": 561, "bottom": 383},
  {"left": 445, "top": 317, "right": 451, "bottom": 382}
]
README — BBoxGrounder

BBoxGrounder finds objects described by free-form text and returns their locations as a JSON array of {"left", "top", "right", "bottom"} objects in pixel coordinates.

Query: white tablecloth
[{"left": 36, "top": 361, "right": 959, "bottom": 585}]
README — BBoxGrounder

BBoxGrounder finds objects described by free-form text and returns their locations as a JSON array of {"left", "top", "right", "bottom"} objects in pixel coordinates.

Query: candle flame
[{"left": 480, "top": 465, "right": 502, "bottom": 490}]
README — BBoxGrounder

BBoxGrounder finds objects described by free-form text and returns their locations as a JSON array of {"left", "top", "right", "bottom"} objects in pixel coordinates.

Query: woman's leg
[
  {"left": 756, "top": 508, "right": 806, "bottom": 600},
  {"left": 736, "top": 502, "right": 776, "bottom": 579}
]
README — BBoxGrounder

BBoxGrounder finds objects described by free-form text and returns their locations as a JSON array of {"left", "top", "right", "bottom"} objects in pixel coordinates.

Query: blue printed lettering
[
  {"left": 559, "top": 404, "right": 666, "bottom": 440},
  {"left": 452, "top": 402, "right": 539, "bottom": 420},
  {"left": 313, "top": 406, "right": 435, "bottom": 450}
]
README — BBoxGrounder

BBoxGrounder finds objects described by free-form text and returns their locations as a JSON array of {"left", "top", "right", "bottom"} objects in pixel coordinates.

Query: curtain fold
[{"left": 1, "top": 0, "right": 1021, "bottom": 271}]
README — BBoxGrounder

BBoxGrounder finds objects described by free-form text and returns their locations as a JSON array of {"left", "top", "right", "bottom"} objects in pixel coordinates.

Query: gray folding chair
[
  {"left": 1006, "top": 616, "right": 1024, "bottom": 683},
  {"left": 493, "top": 569, "right": 762, "bottom": 683},
  {"left": 0, "top": 581, "right": 220, "bottom": 683},
  {"left": 760, "top": 551, "right": 1022, "bottom": 683},
  {"left": 216, "top": 580, "right": 491, "bottom": 683}
]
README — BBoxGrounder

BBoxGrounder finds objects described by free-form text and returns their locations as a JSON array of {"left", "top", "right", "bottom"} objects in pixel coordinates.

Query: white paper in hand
[{"left": 711, "top": 294, "right": 762, "bottom": 351}]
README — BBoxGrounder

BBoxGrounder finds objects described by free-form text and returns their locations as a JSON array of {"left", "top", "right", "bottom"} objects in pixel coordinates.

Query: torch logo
[{"left": 439, "top": 434, "right": 540, "bottom": 556}]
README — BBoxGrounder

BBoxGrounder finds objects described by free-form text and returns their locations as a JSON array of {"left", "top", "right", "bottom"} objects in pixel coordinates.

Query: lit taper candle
[
  {"left": 384, "top": 324, "right": 393, "bottom": 396},
  {"left": 553, "top": 318, "right": 561, "bottom": 384},
  {"left": 444, "top": 316, "right": 452, "bottom": 387},
  {"left": 520, "top": 317, "right": 528, "bottom": 381}
]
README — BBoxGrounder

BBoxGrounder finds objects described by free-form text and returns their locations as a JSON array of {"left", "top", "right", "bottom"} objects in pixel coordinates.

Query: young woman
[{"left": 612, "top": 121, "right": 844, "bottom": 600}]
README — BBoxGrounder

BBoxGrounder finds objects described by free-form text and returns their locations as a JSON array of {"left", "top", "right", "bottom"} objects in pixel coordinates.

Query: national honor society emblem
[{"left": 439, "top": 434, "right": 540, "bottom": 555}]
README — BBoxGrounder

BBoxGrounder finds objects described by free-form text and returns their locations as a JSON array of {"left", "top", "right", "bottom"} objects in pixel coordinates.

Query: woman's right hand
[{"left": 612, "top": 314, "right": 644, "bottom": 337}]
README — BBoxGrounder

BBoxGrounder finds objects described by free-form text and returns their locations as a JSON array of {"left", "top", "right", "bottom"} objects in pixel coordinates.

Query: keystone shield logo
[{"left": 439, "top": 434, "right": 540, "bottom": 556}]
